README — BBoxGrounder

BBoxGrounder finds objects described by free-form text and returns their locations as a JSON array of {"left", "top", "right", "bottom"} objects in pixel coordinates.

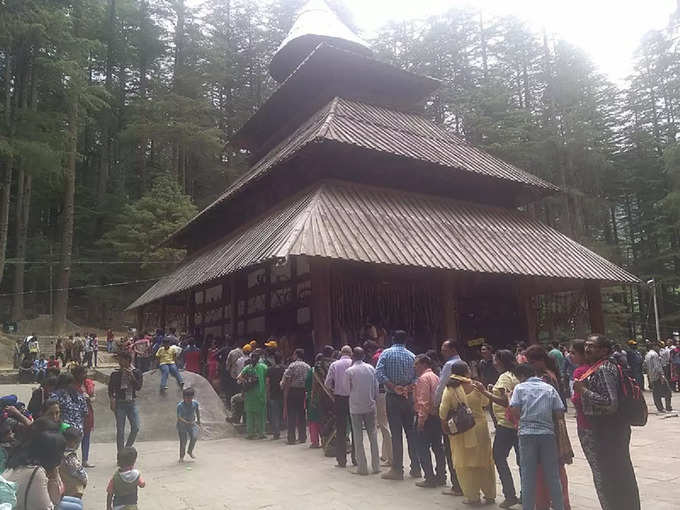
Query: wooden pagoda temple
[{"left": 128, "top": 0, "right": 638, "bottom": 354}]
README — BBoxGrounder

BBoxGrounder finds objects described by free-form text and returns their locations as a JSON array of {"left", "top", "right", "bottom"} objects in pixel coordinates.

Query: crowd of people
[
  {"left": 0, "top": 325, "right": 660, "bottom": 509},
  {"left": 221, "top": 332, "right": 644, "bottom": 510}
]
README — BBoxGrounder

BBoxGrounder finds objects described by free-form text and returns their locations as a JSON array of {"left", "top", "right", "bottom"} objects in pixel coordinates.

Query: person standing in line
[
  {"left": 434, "top": 338, "right": 462, "bottom": 495},
  {"left": 346, "top": 346, "right": 381, "bottom": 476},
  {"left": 365, "top": 339, "right": 392, "bottom": 467},
  {"left": 570, "top": 339, "right": 606, "bottom": 508},
  {"left": 325, "top": 345, "right": 355, "bottom": 468},
  {"left": 72, "top": 366, "right": 96, "bottom": 468},
  {"left": 376, "top": 330, "right": 421, "bottom": 481},
  {"left": 509, "top": 363, "right": 565, "bottom": 510},
  {"left": 108, "top": 352, "right": 143, "bottom": 451},
  {"left": 473, "top": 349, "right": 520, "bottom": 509},
  {"left": 573, "top": 334, "right": 641, "bottom": 510},
  {"left": 177, "top": 387, "right": 201, "bottom": 462},
  {"left": 281, "top": 348, "right": 311, "bottom": 444},
  {"left": 266, "top": 352, "right": 285, "bottom": 440},
  {"left": 239, "top": 350, "right": 269, "bottom": 440},
  {"left": 225, "top": 343, "right": 246, "bottom": 407},
  {"left": 525, "top": 345, "right": 572, "bottom": 510},
  {"left": 645, "top": 342, "right": 672, "bottom": 413},
  {"left": 440, "top": 361, "right": 496, "bottom": 505},
  {"left": 156, "top": 338, "right": 184, "bottom": 392},
  {"left": 413, "top": 354, "right": 446, "bottom": 488}
]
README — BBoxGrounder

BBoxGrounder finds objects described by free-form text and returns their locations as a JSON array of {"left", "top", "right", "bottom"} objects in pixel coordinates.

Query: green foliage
[
  {"left": 0, "top": 0, "right": 679, "bottom": 336},
  {"left": 99, "top": 175, "right": 196, "bottom": 272}
]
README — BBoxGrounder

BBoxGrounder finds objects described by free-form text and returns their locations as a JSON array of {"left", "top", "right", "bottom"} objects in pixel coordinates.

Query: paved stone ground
[{"left": 2, "top": 383, "right": 677, "bottom": 509}]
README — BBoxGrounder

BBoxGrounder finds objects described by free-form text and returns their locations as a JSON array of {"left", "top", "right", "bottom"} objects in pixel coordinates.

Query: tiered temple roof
[{"left": 129, "top": 0, "right": 637, "bottom": 310}]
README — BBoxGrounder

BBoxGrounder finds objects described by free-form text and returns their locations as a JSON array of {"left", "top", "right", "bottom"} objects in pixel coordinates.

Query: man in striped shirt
[{"left": 509, "top": 363, "right": 565, "bottom": 510}]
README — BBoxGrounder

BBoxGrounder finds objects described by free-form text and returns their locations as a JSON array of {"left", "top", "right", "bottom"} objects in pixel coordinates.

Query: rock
[{"left": 91, "top": 368, "right": 233, "bottom": 442}]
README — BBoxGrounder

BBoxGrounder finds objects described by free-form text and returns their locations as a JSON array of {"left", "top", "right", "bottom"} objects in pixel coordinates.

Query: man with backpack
[{"left": 573, "top": 334, "right": 641, "bottom": 510}]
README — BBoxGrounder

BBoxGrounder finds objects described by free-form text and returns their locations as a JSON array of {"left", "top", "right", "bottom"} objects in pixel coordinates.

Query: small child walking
[
  {"left": 177, "top": 387, "right": 201, "bottom": 462},
  {"left": 106, "top": 447, "right": 145, "bottom": 510}
]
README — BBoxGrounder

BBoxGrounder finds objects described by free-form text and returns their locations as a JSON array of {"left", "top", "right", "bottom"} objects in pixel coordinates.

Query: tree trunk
[
  {"left": 52, "top": 100, "right": 78, "bottom": 334},
  {"left": 0, "top": 159, "right": 13, "bottom": 288},
  {"left": 11, "top": 169, "right": 31, "bottom": 320}
]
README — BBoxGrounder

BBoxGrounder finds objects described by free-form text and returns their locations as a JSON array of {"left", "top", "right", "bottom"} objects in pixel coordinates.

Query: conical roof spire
[{"left": 269, "top": 0, "right": 372, "bottom": 83}]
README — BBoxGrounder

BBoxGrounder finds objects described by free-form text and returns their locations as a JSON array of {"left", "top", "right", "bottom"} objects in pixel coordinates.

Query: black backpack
[{"left": 615, "top": 362, "right": 648, "bottom": 427}]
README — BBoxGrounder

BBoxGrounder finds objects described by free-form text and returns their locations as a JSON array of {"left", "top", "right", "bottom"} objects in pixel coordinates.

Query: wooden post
[
  {"left": 586, "top": 281, "right": 605, "bottom": 334},
  {"left": 230, "top": 277, "right": 237, "bottom": 341},
  {"left": 310, "top": 257, "right": 332, "bottom": 352},
  {"left": 518, "top": 286, "right": 538, "bottom": 344},
  {"left": 160, "top": 299, "right": 167, "bottom": 330},
  {"left": 441, "top": 272, "right": 459, "bottom": 347},
  {"left": 136, "top": 307, "right": 145, "bottom": 333}
]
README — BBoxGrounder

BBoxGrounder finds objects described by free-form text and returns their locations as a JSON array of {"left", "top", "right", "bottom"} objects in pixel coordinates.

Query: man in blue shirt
[
  {"left": 376, "top": 330, "right": 420, "bottom": 480},
  {"left": 435, "top": 339, "right": 462, "bottom": 495},
  {"left": 509, "top": 364, "right": 565, "bottom": 510}
]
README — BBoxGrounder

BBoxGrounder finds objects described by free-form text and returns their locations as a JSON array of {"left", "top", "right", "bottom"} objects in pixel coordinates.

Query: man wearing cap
[
  {"left": 156, "top": 337, "right": 183, "bottom": 392},
  {"left": 325, "top": 345, "right": 356, "bottom": 468},
  {"left": 264, "top": 340, "right": 278, "bottom": 367}
]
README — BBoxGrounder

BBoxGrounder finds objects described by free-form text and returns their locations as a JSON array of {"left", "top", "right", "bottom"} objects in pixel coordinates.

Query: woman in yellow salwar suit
[{"left": 439, "top": 361, "right": 496, "bottom": 506}]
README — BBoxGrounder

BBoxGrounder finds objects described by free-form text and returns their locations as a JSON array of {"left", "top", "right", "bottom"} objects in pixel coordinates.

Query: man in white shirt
[
  {"left": 326, "top": 345, "right": 354, "bottom": 467},
  {"left": 646, "top": 342, "right": 672, "bottom": 413},
  {"left": 346, "top": 346, "right": 380, "bottom": 475}
]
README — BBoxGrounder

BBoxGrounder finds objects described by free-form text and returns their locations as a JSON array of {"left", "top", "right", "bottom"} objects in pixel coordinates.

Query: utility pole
[{"left": 648, "top": 279, "right": 661, "bottom": 341}]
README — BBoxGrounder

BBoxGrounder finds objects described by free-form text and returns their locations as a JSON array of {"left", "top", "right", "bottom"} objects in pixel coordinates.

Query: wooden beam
[
  {"left": 586, "top": 281, "right": 605, "bottom": 334},
  {"left": 441, "top": 272, "right": 459, "bottom": 347},
  {"left": 136, "top": 307, "right": 144, "bottom": 333},
  {"left": 310, "top": 256, "right": 332, "bottom": 352},
  {"left": 160, "top": 299, "right": 167, "bottom": 330},
  {"left": 517, "top": 288, "right": 538, "bottom": 344}
]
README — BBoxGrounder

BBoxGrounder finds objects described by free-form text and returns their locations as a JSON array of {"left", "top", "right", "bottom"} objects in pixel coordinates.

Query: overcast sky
[
  {"left": 343, "top": 0, "right": 678, "bottom": 84},
  {"left": 190, "top": 0, "right": 679, "bottom": 84}
]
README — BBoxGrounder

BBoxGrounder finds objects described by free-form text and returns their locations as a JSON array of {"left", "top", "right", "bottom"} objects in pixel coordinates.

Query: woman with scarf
[
  {"left": 306, "top": 346, "right": 335, "bottom": 454},
  {"left": 439, "top": 361, "right": 496, "bottom": 505},
  {"left": 525, "top": 345, "right": 573, "bottom": 510}
]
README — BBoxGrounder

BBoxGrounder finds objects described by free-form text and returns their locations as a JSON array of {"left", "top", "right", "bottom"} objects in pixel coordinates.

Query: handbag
[{"left": 446, "top": 403, "right": 475, "bottom": 435}]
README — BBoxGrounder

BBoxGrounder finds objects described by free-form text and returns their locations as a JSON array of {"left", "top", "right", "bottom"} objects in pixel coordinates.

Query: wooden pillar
[
  {"left": 441, "top": 272, "right": 459, "bottom": 347},
  {"left": 310, "top": 257, "right": 332, "bottom": 352},
  {"left": 230, "top": 277, "right": 237, "bottom": 341},
  {"left": 518, "top": 287, "right": 538, "bottom": 345},
  {"left": 586, "top": 281, "right": 605, "bottom": 334},
  {"left": 187, "top": 291, "right": 194, "bottom": 333},
  {"left": 160, "top": 299, "right": 167, "bottom": 330},
  {"left": 136, "top": 307, "right": 145, "bottom": 333}
]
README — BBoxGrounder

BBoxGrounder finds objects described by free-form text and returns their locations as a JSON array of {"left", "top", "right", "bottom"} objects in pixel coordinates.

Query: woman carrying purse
[{"left": 439, "top": 361, "right": 496, "bottom": 506}]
